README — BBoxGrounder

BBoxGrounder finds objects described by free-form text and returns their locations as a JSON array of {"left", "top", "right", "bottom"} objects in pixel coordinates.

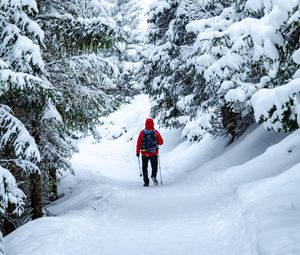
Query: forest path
[
  {"left": 7, "top": 137, "right": 254, "bottom": 255},
  {"left": 5, "top": 95, "right": 296, "bottom": 255},
  {"left": 5, "top": 94, "right": 255, "bottom": 255}
]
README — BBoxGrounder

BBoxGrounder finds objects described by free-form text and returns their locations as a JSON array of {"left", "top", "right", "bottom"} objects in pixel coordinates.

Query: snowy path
[
  {"left": 5, "top": 135, "right": 255, "bottom": 255},
  {"left": 4, "top": 95, "right": 260, "bottom": 255},
  {"left": 5, "top": 95, "right": 300, "bottom": 255}
]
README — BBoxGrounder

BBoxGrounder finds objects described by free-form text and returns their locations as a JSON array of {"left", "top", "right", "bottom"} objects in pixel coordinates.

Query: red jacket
[{"left": 136, "top": 118, "right": 163, "bottom": 157}]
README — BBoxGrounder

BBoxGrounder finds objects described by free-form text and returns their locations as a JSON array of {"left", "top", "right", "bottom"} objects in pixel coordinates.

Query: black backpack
[{"left": 141, "top": 130, "right": 157, "bottom": 153}]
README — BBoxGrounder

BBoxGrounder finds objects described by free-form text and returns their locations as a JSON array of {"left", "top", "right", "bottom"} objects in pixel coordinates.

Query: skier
[{"left": 136, "top": 118, "right": 164, "bottom": 186}]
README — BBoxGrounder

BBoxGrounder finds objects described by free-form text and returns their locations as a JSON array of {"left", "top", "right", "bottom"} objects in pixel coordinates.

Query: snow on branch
[
  {"left": 40, "top": 13, "right": 129, "bottom": 53},
  {"left": 0, "top": 67, "right": 53, "bottom": 97},
  {"left": 0, "top": 165, "right": 25, "bottom": 215},
  {"left": 0, "top": 0, "right": 46, "bottom": 75},
  {"left": 251, "top": 78, "right": 300, "bottom": 132},
  {"left": 0, "top": 105, "right": 40, "bottom": 162},
  {"left": 20, "top": 0, "right": 39, "bottom": 14},
  {"left": 42, "top": 100, "right": 63, "bottom": 123}
]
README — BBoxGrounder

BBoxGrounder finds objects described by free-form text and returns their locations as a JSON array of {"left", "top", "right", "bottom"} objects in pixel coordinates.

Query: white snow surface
[{"left": 5, "top": 95, "right": 300, "bottom": 255}]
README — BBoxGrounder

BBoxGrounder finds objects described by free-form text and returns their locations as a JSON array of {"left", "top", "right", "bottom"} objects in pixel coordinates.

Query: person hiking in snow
[{"left": 136, "top": 118, "right": 164, "bottom": 186}]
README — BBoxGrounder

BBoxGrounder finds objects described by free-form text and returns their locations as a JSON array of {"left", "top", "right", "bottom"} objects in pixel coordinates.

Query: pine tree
[
  {"left": 250, "top": 2, "right": 300, "bottom": 132},
  {"left": 141, "top": 0, "right": 233, "bottom": 138},
  {"left": 38, "top": 0, "right": 127, "bottom": 131},
  {"left": 141, "top": 0, "right": 193, "bottom": 127},
  {"left": 0, "top": 0, "right": 51, "bottom": 231},
  {"left": 35, "top": 0, "right": 129, "bottom": 201},
  {"left": 0, "top": 0, "right": 127, "bottom": 234},
  {"left": 143, "top": 0, "right": 299, "bottom": 140},
  {"left": 188, "top": 0, "right": 299, "bottom": 136},
  {"left": 111, "top": 0, "right": 144, "bottom": 100}
]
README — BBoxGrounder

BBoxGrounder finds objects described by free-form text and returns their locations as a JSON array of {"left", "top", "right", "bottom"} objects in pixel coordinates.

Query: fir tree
[
  {"left": 111, "top": 0, "right": 144, "bottom": 100},
  {"left": 0, "top": 0, "right": 51, "bottom": 232},
  {"left": 0, "top": 0, "right": 128, "bottom": 236},
  {"left": 141, "top": 0, "right": 233, "bottom": 137},
  {"left": 143, "top": 0, "right": 299, "bottom": 140}
]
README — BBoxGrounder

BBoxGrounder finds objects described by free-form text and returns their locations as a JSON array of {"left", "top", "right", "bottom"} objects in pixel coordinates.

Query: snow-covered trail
[
  {"left": 5, "top": 135, "right": 254, "bottom": 255},
  {"left": 5, "top": 95, "right": 300, "bottom": 255},
  {"left": 71, "top": 141, "right": 253, "bottom": 255}
]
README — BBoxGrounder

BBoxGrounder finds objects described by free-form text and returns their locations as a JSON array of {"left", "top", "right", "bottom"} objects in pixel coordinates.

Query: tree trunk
[
  {"left": 221, "top": 105, "right": 239, "bottom": 139},
  {"left": 30, "top": 121, "right": 43, "bottom": 219},
  {"left": 0, "top": 232, "right": 4, "bottom": 255},
  {"left": 30, "top": 172, "right": 43, "bottom": 219},
  {"left": 2, "top": 164, "right": 17, "bottom": 235},
  {"left": 49, "top": 168, "right": 58, "bottom": 201}
]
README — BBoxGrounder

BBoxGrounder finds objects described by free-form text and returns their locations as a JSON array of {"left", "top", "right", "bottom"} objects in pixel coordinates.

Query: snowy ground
[{"left": 5, "top": 95, "right": 300, "bottom": 255}]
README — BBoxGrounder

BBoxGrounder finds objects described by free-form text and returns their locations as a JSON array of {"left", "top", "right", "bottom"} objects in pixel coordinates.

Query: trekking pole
[
  {"left": 138, "top": 156, "right": 142, "bottom": 177},
  {"left": 158, "top": 153, "right": 163, "bottom": 186}
]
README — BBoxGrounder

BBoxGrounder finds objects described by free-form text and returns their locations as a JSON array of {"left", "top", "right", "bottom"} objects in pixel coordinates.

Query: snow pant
[{"left": 142, "top": 155, "right": 158, "bottom": 183}]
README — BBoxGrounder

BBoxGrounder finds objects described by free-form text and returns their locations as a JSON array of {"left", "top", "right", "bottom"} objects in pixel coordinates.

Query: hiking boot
[
  {"left": 151, "top": 177, "right": 158, "bottom": 186},
  {"left": 143, "top": 178, "right": 149, "bottom": 187}
]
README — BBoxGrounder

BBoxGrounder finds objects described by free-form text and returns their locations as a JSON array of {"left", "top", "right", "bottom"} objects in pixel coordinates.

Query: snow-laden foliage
[
  {"left": 0, "top": 105, "right": 40, "bottom": 164},
  {"left": 0, "top": 0, "right": 45, "bottom": 229},
  {"left": 141, "top": 0, "right": 233, "bottom": 137},
  {"left": 0, "top": 0, "right": 144, "bottom": 239},
  {"left": 39, "top": 0, "right": 133, "bottom": 132},
  {"left": 141, "top": 0, "right": 190, "bottom": 128},
  {"left": 40, "top": 0, "right": 128, "bottom": 55},
  {"left": 0, "top": 0, "right": 45, "bottom": 73},
  {"left": 0, "top": 0, "right": 58, "bottom": 235},
  {"left": 47, "top": 54, "right": 121, "bottom": 131},
  {"left": 142, "top": 0, "right": 300, "bottom": 140},
  {"left": 252, "top": 78, "right": 300, "bottom": 132},
  {"left": 40, "top": 13, "right": 127, "bottom": 54},
  {"left": 38, "top": 101, "right": 75, "bottom": 201},
  {"left": 0, "top": 0, "right": 49, "bottom": 92},
  {"left": 249, "top": 4, "right": 300, "bottom": 131},
  {"left": 112, "top": 0, "right": 142, "bottom": 37},
  {"left": 109, "top": 0, "right": 144, "bottom": 100},
  {"left": 39, "top": 101, "right": 74, "bottom": 176},
  {"left": 44, "top": 0, "right": 114, "bottom": 19},
  {"left": 0, "top": 165, "right": 25, "bottom": 216},
  {"left": 187, "top": 0, "right": 299, "bottom": 135}
]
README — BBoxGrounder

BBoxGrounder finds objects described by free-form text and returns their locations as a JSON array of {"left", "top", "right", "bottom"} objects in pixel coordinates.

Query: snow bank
[
  {"left": 190, "top": 125, "right": 287, "bottom": 175},
  {"left": 213, "top": 127, "right": 300, "bottom": 255},
  {"left": 179, "top": 123, "right": 299, "bottom": 255},
  {"left": 238, "top": 164, "right": 300, "bottom": 255},
  {"left": 219, "top": 128, "right": 300, "bottom": 186},
  {"left": 163, "top": 134, "right": 228, "bottom": 182}
]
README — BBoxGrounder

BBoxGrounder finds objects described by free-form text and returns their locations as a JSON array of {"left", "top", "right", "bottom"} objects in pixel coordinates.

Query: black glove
[{"left": 136, "top": 153, "right": 140, "bottom": 157}]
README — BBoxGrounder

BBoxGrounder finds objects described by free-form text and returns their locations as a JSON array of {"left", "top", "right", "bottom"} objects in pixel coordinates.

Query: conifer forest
[{"left": 0, "top": 0, "right": 299, "bottom": 254}]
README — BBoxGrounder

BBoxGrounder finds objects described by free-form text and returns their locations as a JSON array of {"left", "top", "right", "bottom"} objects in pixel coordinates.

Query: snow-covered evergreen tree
[
  {"left": 0, "top": 0, "right": 132, "bottom": 236},
  {"left": 250, "top": 2, "right": 300, "bottom": 132},
  {"left": 34, "top": 0, "right": 138, "bottom": 202},
  {"left": 38, "top": 101, "right": 75, "bottom": 201},
  {"left": 111, "top": 0, "right": 143, "bottom": 100},
  {"left": 187, "top": 0, "right": 299, "bottom": 137},
  {"left": 141, "top": 0, "right": 192, "bottom": 127},
  {"left": 0, "top": 0, "right": 51, "bottom": 229},
  {"left": 0, "top": 165, "right": 25, "bottom": 216},
  {"left": 0, "top": 105, "right": 37, "bottom": 246},
  {"left": 39, "top": 0, "right": 127, "bottom": 132},
  {"left": 143, "top": 0, "right": 299, "bottom": 140},
  {"left": 141, "top": 0, "right": 233, "bottom": 138}
]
